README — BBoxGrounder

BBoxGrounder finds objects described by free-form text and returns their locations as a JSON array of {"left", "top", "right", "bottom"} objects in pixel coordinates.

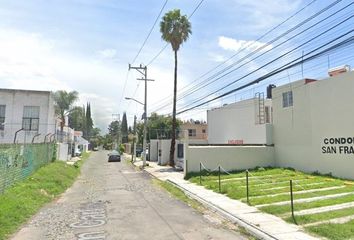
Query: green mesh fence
[{"left": 0, "top": 143, "right": 56, "bottom": 193}]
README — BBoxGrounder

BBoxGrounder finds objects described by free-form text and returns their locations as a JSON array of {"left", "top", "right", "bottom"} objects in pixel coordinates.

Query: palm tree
[
  {"left": 53, "top": 90, "right": 79, "bottom": 135},
  {"left": 160, "top": 9, "right": 192, "bottom": 167}
]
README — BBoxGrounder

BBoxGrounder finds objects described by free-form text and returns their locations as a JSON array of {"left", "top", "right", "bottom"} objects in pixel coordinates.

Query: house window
[
  {"left": 188, "top": 129, "right": 196, "bottom": 137},
  {"left": 202, "top": 129, "right": 206, "bottom": 134},
  {"left": 0, "top": 105, "right": 5, "bottom": 130},
  {"left": 22, "top": 106, "right": 40, "bottom": 131},
  {"left": 282, "top": 91, "right": 293, "bottom": 108}
]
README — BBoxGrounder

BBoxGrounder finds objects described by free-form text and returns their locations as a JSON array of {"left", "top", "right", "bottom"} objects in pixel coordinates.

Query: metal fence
[{"left": 0, "top": 143, "right": 56, "bottom": 193}]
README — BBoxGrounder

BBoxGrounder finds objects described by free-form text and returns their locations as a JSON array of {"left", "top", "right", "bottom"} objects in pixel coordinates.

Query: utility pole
[
  {"left": 132, "top": 115, "right": 137, "bottom": 162},
  {"left": 128, "top": 64, "right": 154, "bottom": 168}
]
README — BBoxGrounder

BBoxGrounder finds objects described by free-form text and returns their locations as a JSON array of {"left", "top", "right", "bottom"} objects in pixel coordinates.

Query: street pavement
[{"left": 11, "top": 151, "right": 247, "bottom": 240}]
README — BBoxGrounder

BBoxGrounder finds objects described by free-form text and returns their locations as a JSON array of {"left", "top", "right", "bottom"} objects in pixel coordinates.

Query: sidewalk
[{"left": 133, "top": 159, "right": 319, "bottom": 240}]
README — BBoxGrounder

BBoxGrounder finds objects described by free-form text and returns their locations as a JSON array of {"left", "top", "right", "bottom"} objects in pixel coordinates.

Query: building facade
[
  {"left": 180, "top": 120, "right": 208, "bottom": 144},
  {"left": 272, "top": 70, "right": 354, "bottom": 179},
  {"left": 197, "top": 68, "right": 354, "bottom": 179},
  {"left": 0, "top": 89, "right": 56, "bottom": 144},
  {"left": 207, "top": 97, "right": 273, "bottom": 145}
]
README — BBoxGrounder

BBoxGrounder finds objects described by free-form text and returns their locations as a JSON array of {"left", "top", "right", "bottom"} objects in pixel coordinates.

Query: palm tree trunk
[{"left": 169, "top": 50, "right": 178, "bottom": 167}]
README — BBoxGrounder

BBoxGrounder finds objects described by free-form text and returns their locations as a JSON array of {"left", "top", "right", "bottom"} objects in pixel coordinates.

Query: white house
[
  {"left": 189, "top": 66, "right": 354, "bottom": 179},
  {"left": 272, "top": 68, "right": 354, "bottom": 179},
  {"left": 74, "top": 131, "right": 89, "bottom": 154},
  {"left": 207, "top": 94, "right": 273, "bottom": 145},
  {"left": 0, "top": 89, "right": 56, "bottom": 144}
]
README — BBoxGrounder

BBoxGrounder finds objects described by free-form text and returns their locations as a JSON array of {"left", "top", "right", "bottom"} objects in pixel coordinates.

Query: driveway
[{"left": 11, "top": 151, "right": 247, "bottom": 240}]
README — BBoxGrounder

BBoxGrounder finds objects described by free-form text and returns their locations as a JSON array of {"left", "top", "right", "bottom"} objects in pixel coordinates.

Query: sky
[{"left": 0, "top": 0, "right": 353, "bottom": 133}]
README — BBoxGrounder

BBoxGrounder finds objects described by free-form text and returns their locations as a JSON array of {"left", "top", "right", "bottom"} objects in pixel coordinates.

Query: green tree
[
  {"left": 121, "top": 112, "right": 128, "bottom": 143},
  {"left": 85, "top": 103, "right": 93, "bottom": 140},
  {"left": 53, "top": 90, "right": 79, "bottom": 133},
  {"left": 147, "top": 113, "right": 182, "bottom": 140},
  {"left": 68, "top": 106, "right": 85, "bottom": 131},
  {"left": 160, "top": 9, "right": 192, "bottom": 167},
  {"left": 136, "top": 122, "right": 144, "bottom": 145},
  {"left": 108, "top": 120, "right": 120, "bottom": 137},
  {"left": 90, "top": 127, "right": 101, "bottom": 148}
]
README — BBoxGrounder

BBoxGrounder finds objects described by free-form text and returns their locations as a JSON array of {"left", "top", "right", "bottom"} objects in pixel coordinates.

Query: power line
[
  {"left": 177, "top": 31, "right": 354, "bottom": 115},
  {"left": 146, "top": 0, "right": 206, "bottom": 66},
  {"left": 176, "top": 49, "right": 354, "bottom": 115},
  {"left": 151, "top": 0, "right": 351, "bottom": 112},
  {"left": 179, "top": 12, "right": 354, "bottom": 111},
  {"left": 149, "top": 0, "right": 318, "bottom": 110},
  {"left": 120, "top": 0, "right": 169, "bottom": 110},
  {"left": 131, "top": 0, "right": 169, "bottom": 65}
]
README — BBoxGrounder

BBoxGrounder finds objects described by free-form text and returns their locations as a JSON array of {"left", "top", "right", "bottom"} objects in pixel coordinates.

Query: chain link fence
[{"left": 0, "top": 143, "right": 56, "bottom": 193}]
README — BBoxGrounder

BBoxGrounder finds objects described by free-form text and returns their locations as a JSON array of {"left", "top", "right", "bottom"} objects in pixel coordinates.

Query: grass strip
[
  {"left": 249, "top": 186, "right": 354, "bottom": 205},
  {"left": 152, "top": 178, "right": 205, "bottom": 212},
  {"left": 198, "top": 178, "right": 342, "bottom": 201},
  {"left": 187, "top": 168, "right": 296, "bottom": 181},
  {"left": 260, "top": 194, "right": 354, "bottom": 216},
  {"left": 285, "top": 206, "right": 354, "bottom": 225},
  {"left": 0, "top": 153, "right": 90, "bottom": 240},
  {"left": 305, "top": 219, "right": 354, "bottom": 240}
]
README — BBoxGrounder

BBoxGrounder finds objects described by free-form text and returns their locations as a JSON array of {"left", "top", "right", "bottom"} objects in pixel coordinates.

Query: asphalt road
[{"left": 11, "top": 151, "right": 247, "bottom": 240}]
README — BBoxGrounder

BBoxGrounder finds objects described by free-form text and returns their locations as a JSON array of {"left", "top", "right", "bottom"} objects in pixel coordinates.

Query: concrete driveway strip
[{"left": 11, "top": 151, "right": 246, "bottom": 240}]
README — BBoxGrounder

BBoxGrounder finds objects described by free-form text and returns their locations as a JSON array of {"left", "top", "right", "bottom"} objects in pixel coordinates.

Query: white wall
[
  {"left": 155, "top": 139, "right": 186, "bottom": 166},
  {"left": 0, "top": 89, "right": 56, "bottom": 144},
  {"left": 186, "top": 146, "right": 275, "bottom": 173},
  {"left": 208, "top": 98, "right": 272, "bottom": 144},
  {"left": 57, "top": 143, "right": 70, "bottom": 161},
  {"left": 150, "top": 140, "right": 158, "bottom": 162},
  {"left": 273, "top": 71, "right": 354, "bottom": 179}
]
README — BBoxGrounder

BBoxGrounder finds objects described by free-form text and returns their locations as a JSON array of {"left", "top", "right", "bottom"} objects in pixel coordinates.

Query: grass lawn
[
  {"left": 0, "top": 152, "right": 90, "bottom": 240},
  {"left": 187, "top": 167, "right": 354, "bottom": 240}
]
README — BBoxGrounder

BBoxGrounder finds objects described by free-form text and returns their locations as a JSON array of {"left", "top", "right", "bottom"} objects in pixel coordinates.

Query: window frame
[
  {"left": 282, "top": 91, "right": 293, "bottom": 108},
  {"left": 22, "top": 106, "right": 40, "bottom": 131},
  {"left": 188, "top": 129, "right": 196, "bottom": 137},
  {"left": 0, "top": 105, "right": 5, "bottom": 131}
]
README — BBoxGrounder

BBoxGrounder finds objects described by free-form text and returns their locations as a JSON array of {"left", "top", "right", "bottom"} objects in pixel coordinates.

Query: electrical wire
[
  {"left": 146, "top": 0, "right": 206, "bottom": 66},
  {"left": 149, "top": 0, "right": 319, "bottom": 110},
  {"left": 150, "top": 0, "right": 349, "bottom": 112},
  {"left": 177, "top": 32, "right": 354, "bottom": 114},
  {"left": 131, "top": 0, "right": 169, "bottom": 65},
  {"left": 177, "top": 15, "right": 354, "bottom": 112}
]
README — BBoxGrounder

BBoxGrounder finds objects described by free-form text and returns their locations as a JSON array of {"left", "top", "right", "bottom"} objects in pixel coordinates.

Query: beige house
[{"left": 180, "top": 121, "right": 207, "bottom": 140}]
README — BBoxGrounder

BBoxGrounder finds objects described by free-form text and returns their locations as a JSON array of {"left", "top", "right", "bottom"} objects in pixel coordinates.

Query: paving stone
[
  {"left": 295, "top": 201, "right": 354, "bottom": 215},
  {"left": 256, "top": 192, "right": 354, "bottom": 208},
  {"left": 304, "top": 215, "right": 354, "bottom": 227}
]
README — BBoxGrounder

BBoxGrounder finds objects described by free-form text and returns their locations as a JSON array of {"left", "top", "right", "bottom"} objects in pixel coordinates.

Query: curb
[
  {"left": 133, "top": 161, "right": 279, "bottom": 240},
  {"left": 165, "top": 179, "right": 278, "bottom": 240}
]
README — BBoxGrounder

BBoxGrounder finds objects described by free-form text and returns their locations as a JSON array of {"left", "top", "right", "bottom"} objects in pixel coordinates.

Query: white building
[
  {"left": 197, "top": 67, "right": 354, "bottom": 179},
  {"left": 272, "top": 69, "right": 354, "bottom": 179},
  {"left": 207, "top": 95, "right": 273, "bottom": 145},
  {"left": 74, "top": 131, "right": 89, "bottom": 153},
  {"left": 0, "top": 89, "right": 56, "bottom": 144}
]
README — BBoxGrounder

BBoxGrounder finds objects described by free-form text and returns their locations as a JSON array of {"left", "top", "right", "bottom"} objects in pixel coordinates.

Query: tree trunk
[
  {"left": 60, "top": 114, "right": 65, "bottom": 143},
  {"left": 169, "top": 50, "right": 178, "bottom": 167}
]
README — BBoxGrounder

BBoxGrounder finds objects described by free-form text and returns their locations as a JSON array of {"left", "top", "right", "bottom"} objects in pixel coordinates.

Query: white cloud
[
  {"left": 232, "top": 0, "right": 303, "bottom": 32},
  {"left": 98, "top": 48, "right": 117, "bottom": 59},
  {"left": 0, "top": 28, "right": 124, "bottom": 132},
  {"left": 218, "top": 36, "right": 273, "bottom": 53}
]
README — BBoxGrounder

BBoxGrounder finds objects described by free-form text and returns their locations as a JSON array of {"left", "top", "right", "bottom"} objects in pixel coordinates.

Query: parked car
[
  {"left": 93, "top": 147, "right": 99, "bottom": 151},
  {"left": 108, "top": 150, "right": 121, "bottom": 162},
  {"left": 74, "top": 149, "right": 82, "bottom": 157}
]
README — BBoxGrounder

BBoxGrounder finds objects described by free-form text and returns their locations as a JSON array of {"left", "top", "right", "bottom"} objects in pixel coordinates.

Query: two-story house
[{"left": 0, "top": 89, "right": 56, "bottom": 144}]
